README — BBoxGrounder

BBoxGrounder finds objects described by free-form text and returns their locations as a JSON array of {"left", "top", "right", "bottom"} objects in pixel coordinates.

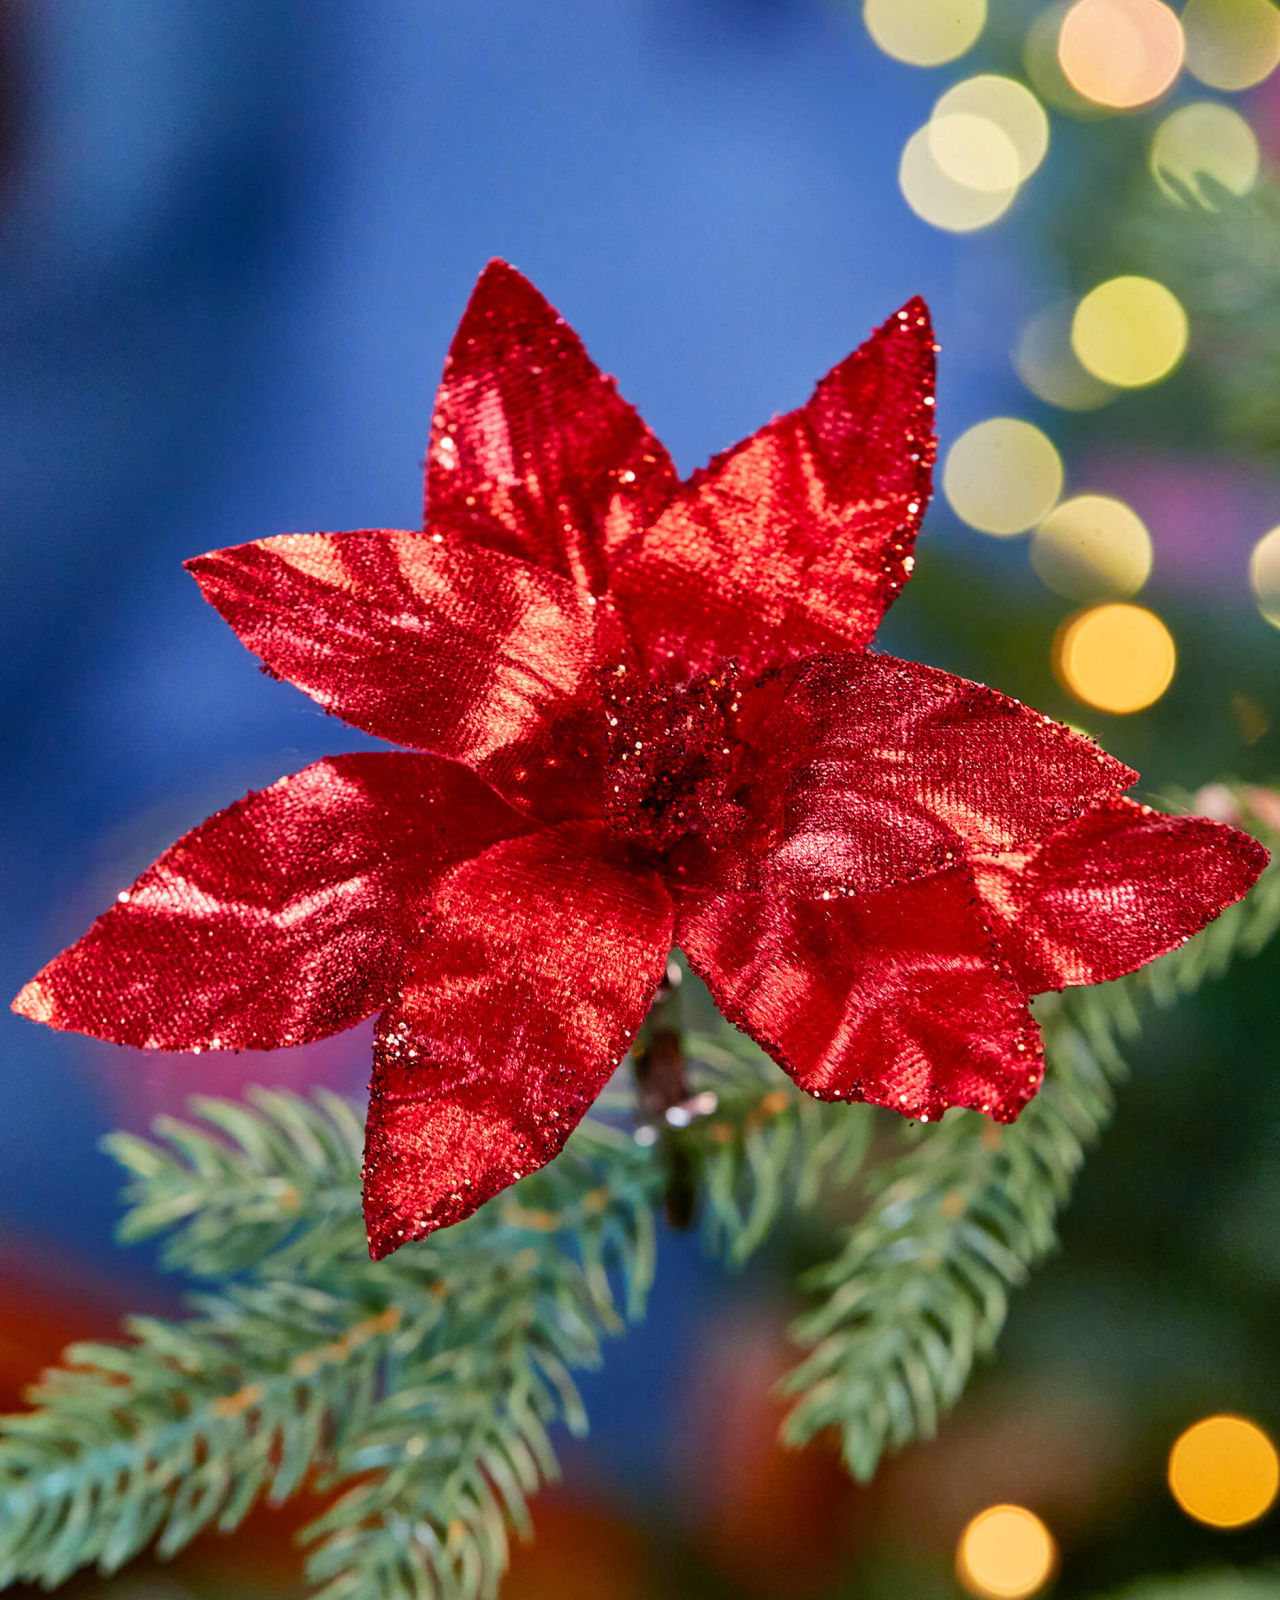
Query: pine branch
[
  {"left": 0, "top": 1116, "right": 658, "bottom": 1598},
  {"left": 104, "top": 1086, "right": 367, "bottom": 1279},
  {"left": 684, "top": 1027, "right": 873, "bottom": 1267},
  {"left": 1093, "top": 1573, "right": 1280, "bottom": 1600},
  {"left": 781, "top": 793, "right": 1280, "bottom": 1480}
]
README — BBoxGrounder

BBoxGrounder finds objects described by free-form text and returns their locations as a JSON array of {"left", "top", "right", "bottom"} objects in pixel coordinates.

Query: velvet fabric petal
[
  {"left": 13, "top": 754, "right": 530, "bottom": 1052},
  {"left": 973, "top": 795, "right": 1269, "bottom": 992},
  {"left": 608, "top": 300, "right": 936, "bottom": 680},
  {"left": 678, "top": 874, "right": 1043, "bottom": 1124},
  {"left": 188, "top": 531, "right": 614, "bottom": 823},
  {"left": 426, "top": 259, "right": 678, "bottom": 592},
  {"left": 362, "top": 822, "right": 674, "bottom": 1257},
  {"left": 741, "top": 652, "right": 1136, "bottom": 897}
]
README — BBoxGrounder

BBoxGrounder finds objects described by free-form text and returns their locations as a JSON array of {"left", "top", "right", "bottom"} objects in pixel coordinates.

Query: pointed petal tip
[
  {"left": 11, "top": 976, "right": 50, "bottom": 1025},
  {"left": 467, "top": 256, "right": 555, "bottom": 316},
  {"left": 880, "top": 294, "right": 934, "bottom": 342}
]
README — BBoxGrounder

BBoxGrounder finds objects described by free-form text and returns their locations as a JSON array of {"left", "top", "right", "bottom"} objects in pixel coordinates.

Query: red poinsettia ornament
[{"left": 14, "top": 261, "right": 1267, "bottom": 1259}]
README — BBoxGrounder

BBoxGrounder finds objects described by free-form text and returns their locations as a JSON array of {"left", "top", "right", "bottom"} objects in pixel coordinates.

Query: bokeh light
[
  {"left": 944, "top": 418, "right": 1063, "bottom": 535},
  {"left": 933, "top": 75, "right": 1051, "bottom": 181},
  {"left": 1168, "top": 1415, "right": 1280, "bottom": 1528},
  {"left": 927, "top": 112, "right": 1022, "bottom": 192},
  {"left": 1071, "top": 276, "right": 1189, "bottom": 388},
  {"left": 1184, "top": 0, "right": 1280, "bottom": 90},
  {"left": 1058, "top": 0, "right": 1185, "bottom": 108},
  {"left": 1026, "top": 2, "right": 1109, "bottom": 114},
  {"left": 956, "top": 1505, "right": 1057, "bottom": 1599},
  {"left": 1015, "top": 305, "right": 1117, "bottom": 410},
  {"left": 1055, "top": 603, "right": 1176, "bottom": 712},
  {"left": 1031, "top": 494, "right": 1153, "bottom": 600},
  {"left": 1152, "top": 101, "right": 1260, "bottom": 201},
  {"left": 864, "top": 0, "right": 987, "bottom": 67},
  {"left": 1248, "top": 524, "right": 1280, "bottom": 628},
  {"left": 899, "top": 123, "right": 1019, "bottom": 231}
]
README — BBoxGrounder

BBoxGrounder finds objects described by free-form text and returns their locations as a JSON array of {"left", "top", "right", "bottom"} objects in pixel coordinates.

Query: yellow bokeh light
[
  {"left": 899, "top": 123, "right": 1019, "bottom": 232},
  {"left": 1055, "top": 603, "right": 1176, "bottom": 713},
  {"left": 1032, "top": 494, "right": 1153, "bottom": 600},
  {"left": 864, "top": 0, "right": 987, "bottom": 67},
  {"left": 934, "top": 75, "right": 1051, "bottom": 181},
  {"left": 957, "top": 1505, "right": 1057, "bottom": 1599},
  {"left": 1152, "top": 101, "right": 1260, "bottom": 202},
  {"left": 944, "top": 418, "right": 1064, "bottom": 536},
  {"left": 1071, "top": 276, "right": 1189, "bottom": 388},
  {"left": 1058, "top": 0, "right": 1186, "bottom": 108},
  {"left": 1248, "top": 524, "right": 1280, "bottom": 628},
  {"left": 928, "top": 112, "right": 1022, "bottom": 192},
  {"left": 1016, "top": 305, "right": 1117, "bottom": 410},
  {"left": 1184, "top": 0, "right": 1280, "bottom": 90},
  {"left": 1169, "top": 1415, "right": 1280, "bottom": 1528}
]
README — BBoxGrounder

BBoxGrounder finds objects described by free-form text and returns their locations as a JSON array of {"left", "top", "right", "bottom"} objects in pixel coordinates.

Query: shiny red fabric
[
  {"left": 15, "top": 754, "right": 529, "bottom": 1052},
  {"left": 971, "top": 795, "right": 1271, "bottom": 991},
  {"left": 14, "top": 260, "right": 1267, "bottom": 1257},
  {"left": 426, "top": 259, "right": 678, "bottom": 592},
  {"left": 677, "top": 874, "right": 1044, "bottom": 1124},
  {"left": 363, "top": 824, "right": 674, "bottom": 1255},
  {"left": 742, "top": 652, "right": 1135, "bottom": 898}
]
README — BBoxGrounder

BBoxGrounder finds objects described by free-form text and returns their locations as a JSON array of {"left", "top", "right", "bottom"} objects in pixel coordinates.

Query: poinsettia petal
[
  {"left": 362, "top": 822, "right": 674, "bottom": 1258},
  {"left": 974, "top": 795, "right": 1269, "bottom": 992},
  {"left": 12, "top": 754, "right": 530, "bottom": 1052},
  {"left": 609, "top": 299, "right": 936, "bottom": 679},
  {"left": 187, "top": 530, "right": 615, "bottom": 822},
  {"left": 426, "top": 259, "right": 678, "bottom": 591},
  {"left": 678, "top": 874, "right": 1043, "bottom": 1124},
  {"left": 740, "top": 652, "right": 1135, "bottom": 897}
]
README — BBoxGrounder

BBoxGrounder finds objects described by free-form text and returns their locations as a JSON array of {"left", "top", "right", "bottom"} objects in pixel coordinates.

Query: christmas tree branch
[
  {"left": 0, "top": 1044, "right": 870, "bottom": 1595},
  {"left": 0, "top": 1115, "right": 658, "bottom": 1598},
  {"left": 1094, "top": 1573, "right": 1280, "bottom": 1600},
  {"left": 781, "top": 791, "right": 1280, "bottom": 1480}
]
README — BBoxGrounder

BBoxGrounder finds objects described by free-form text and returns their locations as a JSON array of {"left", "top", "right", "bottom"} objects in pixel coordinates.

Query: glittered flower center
[{"left": 600, "top": 662, "right": 748, "bottom": 857}]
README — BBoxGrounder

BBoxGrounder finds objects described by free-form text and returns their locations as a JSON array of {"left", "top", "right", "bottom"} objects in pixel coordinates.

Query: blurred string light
[
  {"left": 900, "top": 122, "right": 1019, "bottom": 230},
  {"left": 1183, "top": 0, "right": 1280, "bottom": 90},
  {"left": 933, "top": 75, "right": 1051, "bottom": 181},
  {"left": 956, "top": 1505, "right": 1057, "bottom": 1599},
  {"left": 900, "top": 75, "right": 1050, "bottom": 232},
  {"left": 864, "top": 0, "right": 986, "bottom": 67},
  {"left": 1248, "top": 524, "right": 1280, "bottom": 628},
  {"left": 1054, "top": 602, "right": 1176, "bottom": 712},
  {"left": 1026, "top": 2, "right": 1111, "bottom": 114},
  {"left": 1071, "top": 276, "right": 1189, "bottom": 388},
  {"left": 1151, "top": 101, "right": 1260, "bottom": 201},
  {"left": 1058, "top": 0, "right": 1185, "bottom": 108},
  {"left": 1015, "top": 304, "right": 1117, "bottom": 410},
  {"left": 944, "top": 418, "right": 1063, "bottom": 534},
  {"left": 1168, "top": 1415, "right": 1280, "bottom": 1528},
  {"left": 928, "top": 112, "right": 1022, "bottom": 192},
  {"left": 1031, "top": 493, "right": 1153, "bottom": 599}
]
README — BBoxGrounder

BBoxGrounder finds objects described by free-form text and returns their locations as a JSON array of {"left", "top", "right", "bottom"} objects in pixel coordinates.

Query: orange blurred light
[
  {"left": 1169, "top": 1415, "right": 1280, "bottom": 1528},
  {"left": 957, "top": 1505, "right": 1057, "bottom": 1599},
  {"left": 1058, "top": 0, "right": 1185, "bottom": 108},
  {"left": 1054, "top": 602, "right": 1176, "bottom": 713}
]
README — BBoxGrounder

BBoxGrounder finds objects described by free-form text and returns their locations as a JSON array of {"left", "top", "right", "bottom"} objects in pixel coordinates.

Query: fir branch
[
  {"left": 781, "top": 795, "right": 1280, "bottom": 1480},
  {"left": 1093, "top": 1574, "right": 1280, "bottom": 1600},
  {"left": 0, "top": 1119, "right": 657, "bottom": 1599},
  {"left": 685, "top": 1027, "right": 872, "bottom": 1266}
]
